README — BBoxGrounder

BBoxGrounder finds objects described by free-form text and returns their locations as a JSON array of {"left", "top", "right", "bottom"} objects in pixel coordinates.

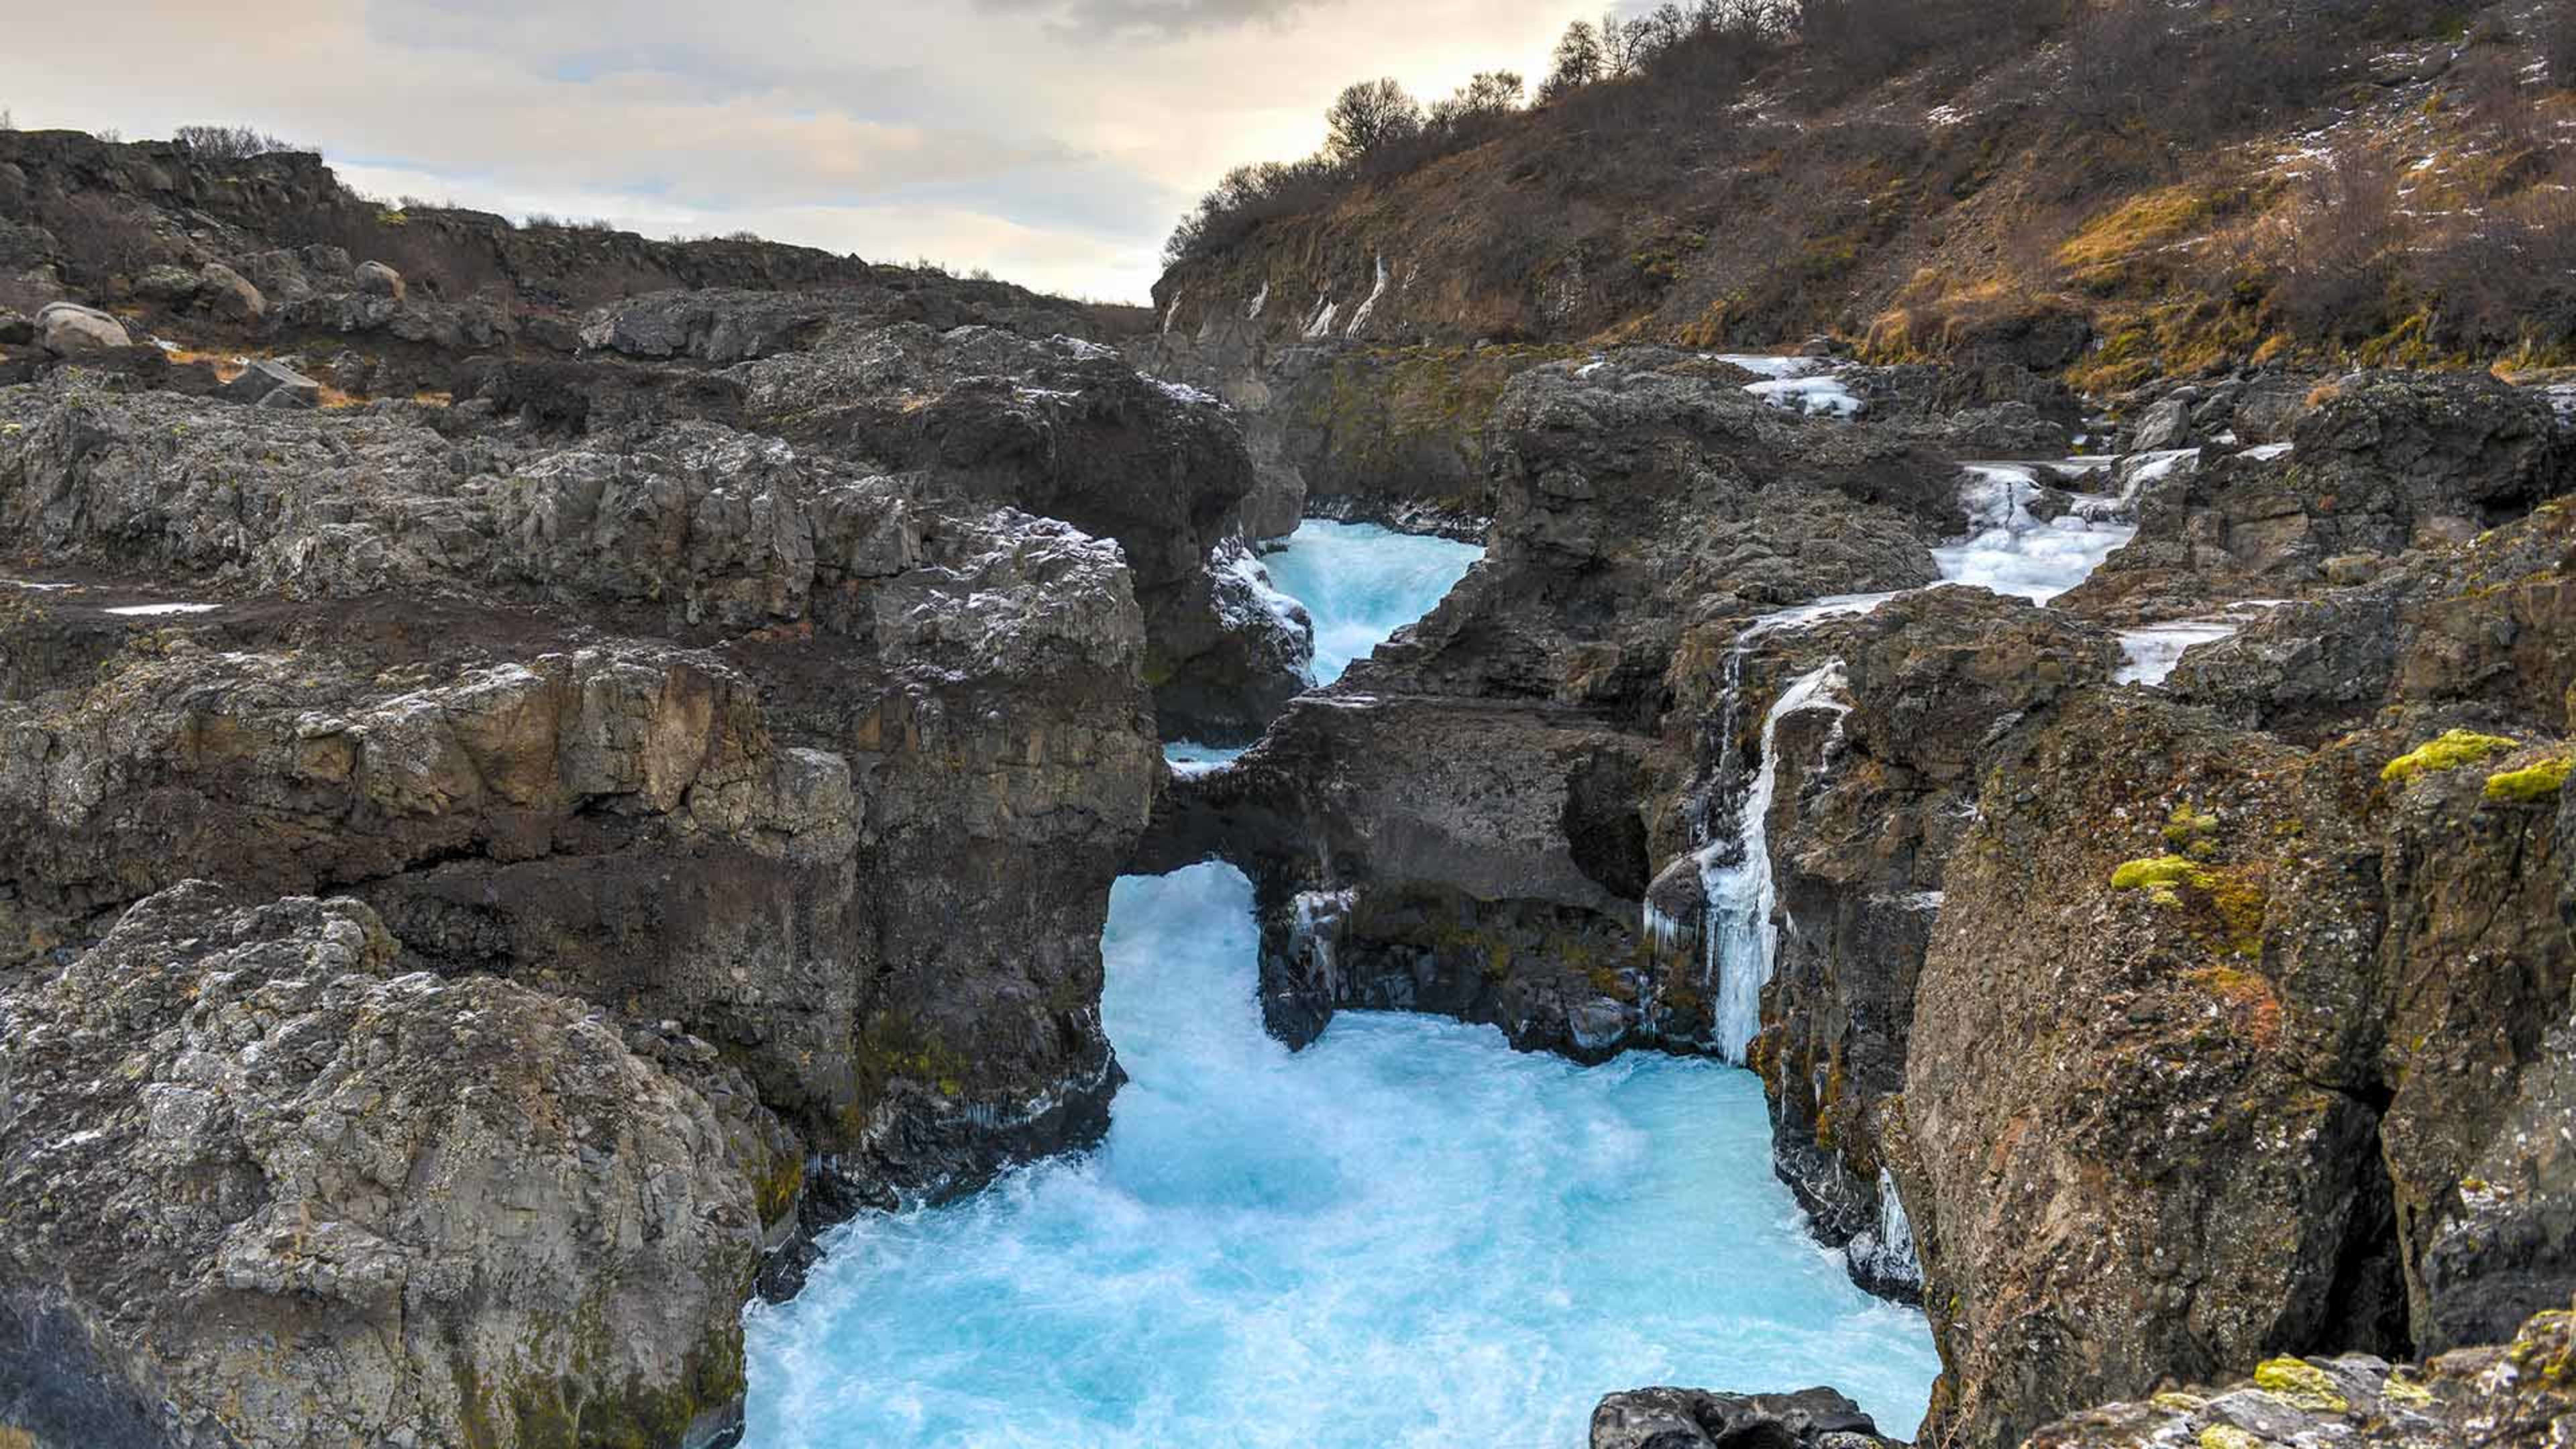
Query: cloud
[
  {"left": 972, "top": 0, "right": 1336, "bottom": 41},
  {"left": 12, "top": 0, "right": 1580, "bottom": 301}
]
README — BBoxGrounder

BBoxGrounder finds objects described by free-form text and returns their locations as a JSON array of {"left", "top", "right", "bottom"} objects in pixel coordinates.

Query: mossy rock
[
  {"left": 2484, "top": 755, "right": 2571, "bottom": 804},
  {"left": 2381, "top": 729, "right": 2519, "bottom": 786},
  {"left": 2251, "top": 1357, "right": 2349, "bottom": 1413}
]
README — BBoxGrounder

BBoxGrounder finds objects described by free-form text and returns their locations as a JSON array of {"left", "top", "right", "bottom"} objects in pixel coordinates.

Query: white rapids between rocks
[{"left": 742, "top": 521, "right": 1941, "bottom": 1449}]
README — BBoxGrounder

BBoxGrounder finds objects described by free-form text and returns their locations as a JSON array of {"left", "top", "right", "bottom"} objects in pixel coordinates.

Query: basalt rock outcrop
[
  {"left": 1143, "top": 351, "right": 1972, "bottom": 1064},
  {"left": 2027, "top": 1296, "right": 2576, "bottom": 1449},
  {"left": 2065, "top": 370, "right": 2572, "bottom": 623},
  {"left": 1897, "top": 585, "right": 2572, "bottom": 1446},
  {"left": 1754, "top": 586, "right": 2121, "bottom": 1298},
  {"left": 0, "top": 885, "right": 788, "bottom": 1449},
  {"left": 708, "top": 315, "right": 1311, "bottom": 741},
  {"left": 1591, "top": 1387, "right": 1899, "bottom": 1449},
  {"left": 0, "top": 354, "right": 1165, "bottom": 1442}
]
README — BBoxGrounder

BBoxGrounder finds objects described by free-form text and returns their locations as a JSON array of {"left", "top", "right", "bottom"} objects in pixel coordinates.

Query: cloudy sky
[{"left": 7, "top": 0, "right": 1595, "bottom": 301}]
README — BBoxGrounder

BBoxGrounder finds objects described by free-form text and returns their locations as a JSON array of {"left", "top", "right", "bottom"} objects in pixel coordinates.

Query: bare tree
[
  {"left": 1545, "top": 19, "right": 1608, "bottom": 97},
  {"left": 175, "top": 124, "right": 303, "bottom": 160},
  {"left": 1432, "top": 68, "right": 1525, "bottom": 125},
  {"left": 1323, "top": 78, "right": 1424, "bottom": 163}
]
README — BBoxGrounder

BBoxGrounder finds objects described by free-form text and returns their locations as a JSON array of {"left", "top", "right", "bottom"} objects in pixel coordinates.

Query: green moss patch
[
  {"left": 2251, "top": 1356, "right": 2349, "bottom": 1413},
  {"left": 2381, "top": 730, "right": 2519, "bottom": 786},
  {"left": 2484, "top": 755, "right": 2572, "bottom": 804},
  {"left": 2111, "top": 855, "right": 2267, "bottom": 957}
]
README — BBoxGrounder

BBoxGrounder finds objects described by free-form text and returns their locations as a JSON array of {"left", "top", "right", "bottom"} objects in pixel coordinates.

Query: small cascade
[
  {"left": 1701, "top": 661, "right": 1851, "bottom": 1065},
  {"left": 1289, "top": 887, "right": 1356, "bottom": 995}
]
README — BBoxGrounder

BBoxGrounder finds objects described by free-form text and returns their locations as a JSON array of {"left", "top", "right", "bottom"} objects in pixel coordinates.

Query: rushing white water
[
  {"left": 1165, "top": 742, "right": 1250, "bottom": 776},
  {"left": 747, "top": 520, "right": 1937, "bottom": 1448},
  {"left": 744, "top": 865, "right": 1940, "bottom": 1449},
  {"left": 1257, "top": 520, "right": 1483, "bottom": 686},
  {"left": 1700, "top": 663, "right": 1851, "bottom": 1065}
]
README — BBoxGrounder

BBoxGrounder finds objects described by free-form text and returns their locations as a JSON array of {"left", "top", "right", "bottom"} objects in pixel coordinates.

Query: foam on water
[
  {"left": 1164, "top": 742, "right": 1250, "bottom": 775},
  {"left": 1257, "top": 520, "right": 1483, "bottom": 686},
  {"left": 743, "top": 865, "right": 1940, "bottom": 1449},
  {"left": 747, "top": 520, "right": 1937, "bottom": 1448}
]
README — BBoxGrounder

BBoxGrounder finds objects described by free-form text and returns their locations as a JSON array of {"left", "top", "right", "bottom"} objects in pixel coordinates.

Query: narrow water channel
[{"left": 741, "top": 524, "right": 1941, "bottom": 1448}]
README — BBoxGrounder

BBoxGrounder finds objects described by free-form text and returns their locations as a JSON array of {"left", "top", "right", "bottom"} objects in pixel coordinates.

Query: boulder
[
  {"left": 1592, "top": 1387, "right": 1897, "bottom": 1449},
  {"left": 0, "top": 307, "right": 29, "bottom": 345},
  {"left": 35, "top": 300, "right": 130, "bottom": 354},
  {"left": 0, "top": 884, "right": 788, "bottom": 1449},
  {"left": 2130, "top": 394, "right": 2194, "bottom": 451},
  {"left": 220, "top": 357, "right": 322, "bottom": 408},
  {"left": 354, "top": 258, "right": 404, "bottom": 301},
  {"left": 130, "top": 263, "right": 201, "bottom": 303},
  {"left": 197, "top": 260, "right": 264, "bottom": 321}
]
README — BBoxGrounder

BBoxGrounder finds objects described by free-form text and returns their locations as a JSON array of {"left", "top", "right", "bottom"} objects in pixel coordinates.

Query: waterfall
[
  {"left": 743, "top": 523, "right": 1943, "bottom": 1447},
  {"left": 1701, "top": 661, "right": 1850, "bottom": 1065}
]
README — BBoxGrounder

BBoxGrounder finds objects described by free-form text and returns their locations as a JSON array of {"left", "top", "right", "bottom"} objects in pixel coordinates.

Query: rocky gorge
[{"left": 0, "top": 107, "right": 2573, "bottom": 1449}]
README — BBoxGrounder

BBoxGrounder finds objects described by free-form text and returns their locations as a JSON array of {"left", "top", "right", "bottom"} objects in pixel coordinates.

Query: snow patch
[
  {"left": 1747, "top": 374, "right": 1863, "bottom": 419},
  {"left": 1151, "top": 378, "right": 1222, "bottom": 408},
  {"left": 1709, "top": 353, "right": 1829, "bottom": 380},
  {"left": 1303, "top": 297, "right": 1338, "bottom": 340},
  {"left": 1246, "top": 283, "right": 1269, "bottom": 321},
  {"left": 105, "top": 603, "right": 221, "bottom": 617}
]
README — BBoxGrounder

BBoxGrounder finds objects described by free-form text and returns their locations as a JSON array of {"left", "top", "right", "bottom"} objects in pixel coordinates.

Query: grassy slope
[{"left": 1154, "top": 1, "right": 2576, "bottom": 390}]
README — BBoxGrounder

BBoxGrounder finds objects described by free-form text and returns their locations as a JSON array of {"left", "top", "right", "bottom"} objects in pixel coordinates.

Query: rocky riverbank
[
  {"left": 0, "top": 133, "right": 1303, "bottom": 1447},
  {"left": 3, "top": 121, "right": 2573, "bottom": 1449},
  {"left": 1150, "top": 269, "right": 2576, "bottom": 1448}
]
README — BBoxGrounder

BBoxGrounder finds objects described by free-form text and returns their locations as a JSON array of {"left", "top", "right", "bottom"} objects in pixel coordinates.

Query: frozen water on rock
[
  {"left": 104, "top": 602, "right": 221, "bottom": 616},
  {"left": 1846, "top": 1168, "right": 1924, "bottom": 1297},
  {"left": 1702, "top": 663, "right": 1851, "bottom": 1065},
  {"left": 743, "top": 863, "right": 1939, "bottom": 1449},
  {"left": 1707, "top": 353, "right": 1829, "bottom": 380},
  {"left": 1746, "top": 374, "right": 1863, "bottom": 419},
  {"left": 1258, "top": 521, "right": 1483, "bottom": 687},
  {"left": 1931, "top": 464, "right": 2137, "bottom": 604},
  {"left": 2116, "top": 622, "right": 2245, "bottom": 686}
]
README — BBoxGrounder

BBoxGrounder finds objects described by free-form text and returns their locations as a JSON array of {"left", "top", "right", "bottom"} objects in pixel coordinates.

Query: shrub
[
  {"left": 2257, "top": 145, "right": 2408, "bottom": 342},
  {"left": 1324, "top": 78, "right": 1424, "bottom": 164},
  {"left": 2542, "top": 3, "right": 2576, "bottom": 87},
  {"left": 33, "top": 193, "right": 164, "bottom": 284},
  {"left": 174, "top": 124, "right": 304, "bottom": 160}
]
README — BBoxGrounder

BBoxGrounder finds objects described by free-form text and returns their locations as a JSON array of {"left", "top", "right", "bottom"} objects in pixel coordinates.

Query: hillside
[{"left": 1152, "top": 0, "right": 2576, "bottom": 390}]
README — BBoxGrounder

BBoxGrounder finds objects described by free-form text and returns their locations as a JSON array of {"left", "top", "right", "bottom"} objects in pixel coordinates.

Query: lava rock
[
  {"left": 221, "top": 357, "right": 323, "bottom": 407},
  {"left": 36, "top": 300, "right": 130, "bottom": 354},
  {"left": 354, "top": 258, "right": 405, "bottom": 300},
  {"left": 1592, "top": 1387, "right": 1897, "bottom": 1449}
]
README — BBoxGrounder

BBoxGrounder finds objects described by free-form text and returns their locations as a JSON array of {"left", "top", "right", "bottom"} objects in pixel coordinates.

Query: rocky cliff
[{"left": 0, "top": 133, "right": 1296, "bottom": 1446}]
